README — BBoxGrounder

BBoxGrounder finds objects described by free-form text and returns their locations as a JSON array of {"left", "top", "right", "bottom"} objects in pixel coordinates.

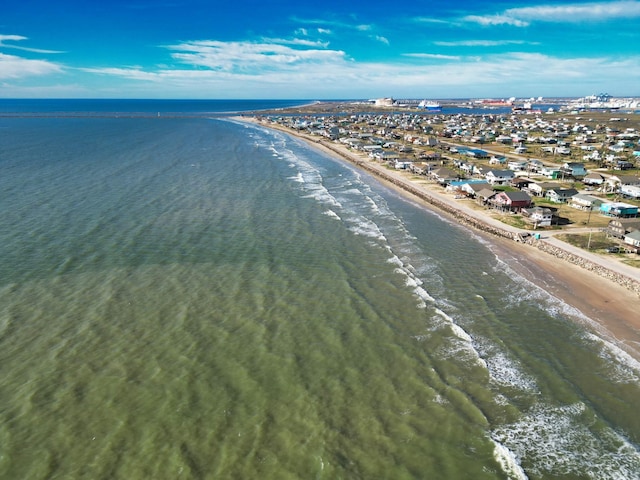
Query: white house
[
  {"left": 569, "top": 194, "right": 604, "bottom": 211},
  {"left": 522, "top": 207, "right": 553, "bottom": 227},
  {"left": 620, "top": 185, "right": 640, "bottom": 199},
  {"left": 485, "top": 169, "right": 515, "bottom": 185},
  {"left": 623, "top": 230, "right": 640, "bottom": 248}
]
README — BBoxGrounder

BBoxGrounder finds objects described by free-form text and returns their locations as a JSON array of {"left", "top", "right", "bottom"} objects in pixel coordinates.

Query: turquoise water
[{"left": 0, "top": 105, "right": 638, "bottom": 479}]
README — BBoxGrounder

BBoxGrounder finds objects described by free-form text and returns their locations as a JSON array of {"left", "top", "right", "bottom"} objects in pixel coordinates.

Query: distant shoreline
[{"left": 234, "top": 115, "right": 640, "bottom": 361}]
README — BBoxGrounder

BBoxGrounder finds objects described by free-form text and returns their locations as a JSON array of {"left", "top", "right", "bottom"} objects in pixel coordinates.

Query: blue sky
[{"left": 1, "top": 0, "right": 639, "bottom": 99}]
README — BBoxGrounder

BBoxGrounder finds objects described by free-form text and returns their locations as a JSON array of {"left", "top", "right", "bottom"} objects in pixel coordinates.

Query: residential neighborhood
[{"left": 259, "top": 104, "right": 640, "bottom": 256}]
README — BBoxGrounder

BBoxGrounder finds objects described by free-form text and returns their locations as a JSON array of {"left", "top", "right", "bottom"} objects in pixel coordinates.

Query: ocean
[{"left": 0, "top": 100, "right": 638, "bottom": 479}]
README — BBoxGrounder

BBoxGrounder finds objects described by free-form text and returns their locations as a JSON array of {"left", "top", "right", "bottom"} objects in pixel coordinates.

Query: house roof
[
  {"left": 512, "top": 178, "right": 532, "bottom": 185},
  {"left": 506, "top": 191, "right": 532, "bottom": 201},
  {"left": 486, "top": 169, "right": 514, "bottom": 177},
  {"left": 609, "top": 175, "right": 640, "bottom": 185},
  {"left": 624, "top": 230, "right": 640, "bottom": 241},
  {"left": 571, "top": 194, "right": 604, "bottom": 204},
  {"left": 477, "top": 188, "right": 496, "bottom": 199},
  {"left": 431, "top": 167, "right": 457, "bottom": 177},
  {"left": 548, "top": 188, "right": 579, "bottom": 196},
  {"left": 498, "top": 191, "right": 532, "bottom": 202},
  {"left": 584, "top": 172, "right": 604, "bottom": 180},
  {"left": 522, "top": 206, "right": 553, "bottom": 216},
  {"left": 531, "top": 182, "right": 561, "bottom": 189}
]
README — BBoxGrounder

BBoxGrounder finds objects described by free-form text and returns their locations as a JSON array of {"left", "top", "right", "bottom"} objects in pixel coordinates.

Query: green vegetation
[{"left": 556, "top": 232, "right": 615, "bottom": 251}]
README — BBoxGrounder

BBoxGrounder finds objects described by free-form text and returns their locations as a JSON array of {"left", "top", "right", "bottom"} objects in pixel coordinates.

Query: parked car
[{"left": 605, "top": 246, "right": 620, "bottom": 253}]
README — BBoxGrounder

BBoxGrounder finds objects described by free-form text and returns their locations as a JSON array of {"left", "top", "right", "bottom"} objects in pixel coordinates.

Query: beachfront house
[
  {"left": 606, "top": 218, "right": 640, "bottom": 238},
  {"left": 561, "top": 162, "right": 587, "bottom": 179},
  {"left": 538, "top": 166, "right": 563, "bottom": 179},
  {"left": 511, "top": 178, "right": 533, "bottom": 190},
  {"left": 583, "top": 172, "right": 605, "bottom": 186},
  {"left": 393, "top": 160, "right": 413, "bottom": 170},
  {"left": 465, "top": 148, "right": 489, "bottom": 159},
  {"left": 620, "top": 185, "right": 640, "bottom": 199},
  {"left": 476, "top": 188, "right": 497, "bottom": 205},
  {"left": 623, "top": 230, "right": 640, "bottom": 249},
  {"left": 569, "top": 194, "right": 604, "bottom": 211},
  {"left": 521, "top": 206, "right": 553, "bottom": 227},
  {"left": 507, "top": 160, "right": 527, "bottom": 171},
  {"left": 604, "top": 175, "right": 640, "bottom": 193},
  {"left": 600, "top": 202, "right": 639, "bottom": 218},
  {"left": 430, "top": 167, "right": 458, "bottom": 185},
  {"left": 490, "top": 191, "right": 532, "bottom": 212},
  {"left": 489, "top": 155, "right": 507, "bottom": 165},
  {"left": 457, "top": 181, "right": 492, "bottom": 198},
  {"left": 485, "top": 169, "right": 515, "bottom": 185},
  {"left": 545, "top": 188, "right": 578, "bottom": 203},
  {"left": 528, "top": 181, "right": 562, "bottom": 197}
]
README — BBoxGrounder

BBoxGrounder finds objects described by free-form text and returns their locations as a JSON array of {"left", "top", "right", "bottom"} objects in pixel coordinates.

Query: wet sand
[{"left": 237, "top": 116, "right": 640, "bottom": 361}]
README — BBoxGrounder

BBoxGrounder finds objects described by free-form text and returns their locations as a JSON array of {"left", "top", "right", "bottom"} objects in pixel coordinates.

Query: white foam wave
[
  {"left": 288, "top": 172, "right": 304, "bottom": 183},
  {"left": 347, "top": 218, "right": 386, "bottom": 241},
  {"left": 323, "top": 210, "right": 341, "bottom": 220},
  {"left": 492, "top": 402, "right": 640, "bottom": 479},
  {"left": 493, "top": 256, "right": 640, "bottom": 384},
  {"left": 473, "top": 337, "right": 539, "bottom": 393},
  {"left": 492, "top": 440, "right": 529, "bottom": 480},
  {"left": 435, "top": 309, "right": 474, "bottom": 343},
  {"left": 389, "top": 255, "right": 436, "bottom": 307},
  {"left": 583, "top": 331, "right": 640, "bottom": 384}
]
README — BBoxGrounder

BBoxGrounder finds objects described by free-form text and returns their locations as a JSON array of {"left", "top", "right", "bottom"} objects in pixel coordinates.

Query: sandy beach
[{"left": 237, "top": 116, "right": 640, "bottom": 361}]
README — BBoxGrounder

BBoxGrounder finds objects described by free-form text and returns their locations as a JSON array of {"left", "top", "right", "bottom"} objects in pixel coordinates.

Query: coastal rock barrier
[
  {"left": 315, "top": 139, "right": 640, "bottom": 297},
  {"left": 256, "top": 120, "right": 640, "bottom": 298},
  {"left": 534, "top": 242, "right": 640, "bottom": 296}
]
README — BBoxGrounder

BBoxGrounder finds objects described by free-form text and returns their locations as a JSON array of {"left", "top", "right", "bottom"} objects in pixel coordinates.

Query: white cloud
[
  {"left": 412, "top": 17, "right": 453, "bottom": 25},
  {"left": 0, "top": 34, "right": 28, "bottom": 43},
  {"left": 465, "top": 1, "right": 640, "bottom": 27},
  {"left": 262, "top": 37, "right": 330, "bottom": 48},
  {"left": 374, "top": 35, "right": 389, "bottom": 45},
  {"left": 435, "top": 40, "right": 538, "bottom": 47},
  {"left": 506, "top": 1, "right": 640, "bottom": 22},
  {"left": 0, "top": 52, "right": 63, "bottom": 79},
  {"left": 75, "top": 38, "right": 640, "bottom": 98},
  {"left": 0, "top": 34, "right": 64, "bottom": 54},
  {"left": 463, "top": 15, "right": 529, "bottom": 27},
  {"left": 403, "top": 53, "right": 461, "bottom": 60},
  {"left": 164, "top": 40, "right": 346, "bottom": 73}
]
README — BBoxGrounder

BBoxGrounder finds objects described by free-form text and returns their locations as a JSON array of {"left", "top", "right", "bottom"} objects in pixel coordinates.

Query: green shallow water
[
  {"left": 0, "top": 262, "right": 502, "bottom": 479},
  {"left": 1, "top": 115, "right": 638, "bottom": 479}
]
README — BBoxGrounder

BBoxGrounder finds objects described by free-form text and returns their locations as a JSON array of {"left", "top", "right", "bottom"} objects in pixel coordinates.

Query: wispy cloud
[
  {"left": 291, "top": 16, "right": 370, "bottom": 31},
  {"left": 435, "top": 40, "right": 536, "bottom": 47},
  {"left": 465, "top": 1, "right": 640, "bottom": 27},
  {"left": 506, "top": 1, "right": 640, "bottom": 22},
  {"left": 0, "top": 34, "right": 64, "bottom": 54},
  {"left": 463, "top": 14, "right": 529, "bottom": 27},
  {"left": 412, "top": 17, "right": 454, "bottom": 25},
  {"left": 262, "top": 37, "right": 329, "bottom": 48},
  {"left": 77, "top": 38, "right": 640, "bottom": 98},
  {"left": 0, "top": 52, "right": 63, "bottom": 79},
  {"left": 163, "top": 40, "right": 346, "bottom": 73},
  {"left": 403, "top": 53, "right": 461, "bottom": 60}
]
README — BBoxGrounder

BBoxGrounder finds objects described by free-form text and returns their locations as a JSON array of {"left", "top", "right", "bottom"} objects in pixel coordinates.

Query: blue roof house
[{"left": 600, "top": 202, "right": 639, "bottom": 217}]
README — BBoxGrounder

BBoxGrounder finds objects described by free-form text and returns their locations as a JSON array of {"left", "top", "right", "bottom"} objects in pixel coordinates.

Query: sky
[{"left": 1, "top": 0, "right": 639, "bottom": 99}]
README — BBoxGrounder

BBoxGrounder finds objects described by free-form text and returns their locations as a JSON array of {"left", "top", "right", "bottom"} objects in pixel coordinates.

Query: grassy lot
[
  {"left": 532, "top": 200, "right": 612, "bottom": 228},
  {"left": 556, "top": 231, "right": 615, "bottom": 251}
]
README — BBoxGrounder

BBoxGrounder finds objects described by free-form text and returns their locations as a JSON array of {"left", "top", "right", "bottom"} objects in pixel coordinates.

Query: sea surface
[{"left": 0, "top": 100, "right": 638, "bottom": 479}]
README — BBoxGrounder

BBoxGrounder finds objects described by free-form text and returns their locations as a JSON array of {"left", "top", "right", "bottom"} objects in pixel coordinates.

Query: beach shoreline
[{"left": 235, "top": 115, "right": 640, "bottom": 361}]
